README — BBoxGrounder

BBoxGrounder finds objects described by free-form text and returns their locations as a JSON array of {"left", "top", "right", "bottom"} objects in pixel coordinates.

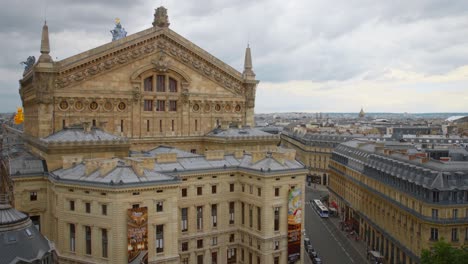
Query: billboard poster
[
  {"left": 127, "top": 207, "right": 148, "bottom": 264},
  {"left": 288, "top": 188, "right": 302, "bottom": 264}
]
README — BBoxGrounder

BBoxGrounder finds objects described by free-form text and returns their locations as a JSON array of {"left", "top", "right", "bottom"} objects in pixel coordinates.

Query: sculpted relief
[{"left": 55, "top": 35, "right": 245, "bottom": 97}]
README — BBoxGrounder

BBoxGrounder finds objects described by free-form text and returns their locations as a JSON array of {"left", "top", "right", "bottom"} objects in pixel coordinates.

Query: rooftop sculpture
[{"left": 110, "top": 18, "right": 127, "bottom": 41}]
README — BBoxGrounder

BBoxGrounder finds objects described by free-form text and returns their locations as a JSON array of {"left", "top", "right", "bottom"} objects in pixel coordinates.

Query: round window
[
  {"left": 90, "top": 101, "right": 98, "bottom": 110},
  {"left": 215, "top": 104, "right": 221, "bottom": 112},
  {"left": 75, "top": 101, "right": 84, "bottom": 111},
  {"left": 104, "top": 101, "right": 113, "bottom": 111},
  {"left": 59, "top": 100, "right": 69, "bottom": 110},
  {"left": 193, "top": 104, "right": 200, "bottom": 112},
  {"left": 118, "top": 102, "right": 126, "bottom": 111}
]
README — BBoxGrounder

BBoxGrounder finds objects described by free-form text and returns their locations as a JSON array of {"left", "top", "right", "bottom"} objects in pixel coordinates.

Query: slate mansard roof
[
  {"left": 51, "top": 148, "right": 306, "bottom": 188},
  {"left": 333, "top": 140, "right": 468, "bottom": 191}
]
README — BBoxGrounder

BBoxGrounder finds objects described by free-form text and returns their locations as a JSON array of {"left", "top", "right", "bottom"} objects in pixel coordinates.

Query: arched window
[
  {"left": 156, "top": 75, "right": 165, "bottom": 92},
  {"left": 169, "top": 77, "right": 177, "bottom": 92},
  {"left": 144, "top": 76, "right": 153, "bottom": 91}
]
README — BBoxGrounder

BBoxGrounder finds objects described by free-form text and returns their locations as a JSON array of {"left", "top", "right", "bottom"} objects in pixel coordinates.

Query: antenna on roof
[{"left": 43, "top": 0, "right": 48, "bottom": 23}]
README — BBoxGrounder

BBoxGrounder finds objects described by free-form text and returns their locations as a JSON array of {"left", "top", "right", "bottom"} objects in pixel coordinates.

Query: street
[{"left": 304, "top": 186, "right": 367, "bottom": 264}]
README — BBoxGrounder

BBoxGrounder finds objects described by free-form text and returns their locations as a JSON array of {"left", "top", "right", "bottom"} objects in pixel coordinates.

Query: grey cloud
[{"left": 1, "top": 0, "right": 468, "bottom": 112}]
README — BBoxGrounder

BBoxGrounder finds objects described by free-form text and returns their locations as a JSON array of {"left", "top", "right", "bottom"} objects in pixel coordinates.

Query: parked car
[
  {"left": 308, "top": 248, "right": 318, "bottom": 258},
  {"left": 312, "top": 257, "right": 322, "bottom": 264}
]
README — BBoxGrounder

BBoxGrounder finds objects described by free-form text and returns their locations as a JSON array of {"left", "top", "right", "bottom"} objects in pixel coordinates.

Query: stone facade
[
  {"left": 9, "top": 6, "right": 306, "bottom": 264},
  {"left": 329, "top": 140, "right": 468, "bottom": 264}
]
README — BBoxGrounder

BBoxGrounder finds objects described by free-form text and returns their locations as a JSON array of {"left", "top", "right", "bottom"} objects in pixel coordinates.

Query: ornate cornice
[{"left": 55, "top": 31, "right": 246, "bottom": 96}]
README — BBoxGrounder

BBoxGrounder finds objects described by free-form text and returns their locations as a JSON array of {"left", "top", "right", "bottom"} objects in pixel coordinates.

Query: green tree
[{"left": 421, "top": 238, "right": 468, "bottom": 264}]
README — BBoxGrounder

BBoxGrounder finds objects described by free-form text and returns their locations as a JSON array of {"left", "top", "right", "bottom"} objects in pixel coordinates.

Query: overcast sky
[{"left": 2, "top": 0, "right": 468, "bottom": 113}]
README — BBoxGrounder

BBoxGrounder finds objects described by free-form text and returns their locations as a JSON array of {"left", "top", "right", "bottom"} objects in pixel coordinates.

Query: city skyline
[{"left": 2, "top": 0, "right": 468, "bottom": 113}]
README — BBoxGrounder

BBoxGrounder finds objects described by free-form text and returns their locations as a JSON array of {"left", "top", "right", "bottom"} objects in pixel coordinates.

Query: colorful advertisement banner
[
  {"left": 127, "top": 207, "right": 148, "bottom": 264},
  {"left": 288, "top": 188, "right": 302, "bottom": 264}
]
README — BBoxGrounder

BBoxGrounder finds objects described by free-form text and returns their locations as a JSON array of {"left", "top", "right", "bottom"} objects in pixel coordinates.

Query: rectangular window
[
  {"left": 146, "top": 120, "right": 150, "bottom": 132},
  {"left": 242, "top": 184, "right": 245, "bottom": 192},
  {"left": 156, "top": 225, "right": 164, "bottom": 253},
  {"left": 274, "top": 256, "right": 280, "bottom": 264},
  {"left": 227, "top": 248, "right": 236, "bottom": 263},
  {"left": 241, "top": 202, "right": 245, "bottom": 225},
  {"left": 102, "top": 229, "right": 108, "bottom": 258},
  {"left": 229, "top": 202, "right": 235, "bottom": 224},
  {"left": 156, "top": 201, "right": 163, "bottom": 212},
  {"left": 212, "top": 251, "right": 218, "bottom": 264},
  {"left": 229, "top": 233, "right": 235, "bottom": 242},
  {"left": 182, "top": 258, "right": 189, "bottom": 264},
  {"left": 249, "top": 185, "right": 253, "bottom": 194},
  {"left": 274, "top": 240, "right": 279, "bottom": 250},
  {"left": 257, "top": 207, "right": 261, "bottom": 231},
  {"left": 212, "top": 236, "right": 218, "bottom": 246},
  {"left": 159, "top": 120, "right": 163, "bottom": 132},
  {"left": 230, "top": 183, "right": 234, "bottom": 192},
  {"left": 101, "top": 204, "right": 107, "bottom": 215},
  {"left": 453, "top": 209, "right": 458, "bottom": 219},
  {"left": 275, "top": 187, "right": 280, "bottom": 197},
  {"left": 257, "top": 256, "right": 261, "bottom": 264},
  {"left": 144, "top": 99, "right": 153, "bottom": 111},
  {"left": 258, "top": 188, "right": 261, "bottom": 197},
  {"left": 169, "top": 100, "right": 177, "bottom": 111},
  {"left": 144, "top": 76, "right": 153, "bottom": 91},
  {"left": 157, "top": 75, "right": 165, "bottom": 92},
  {"left": 63, "top": 119, "right": 66, "bottom": 128},
  {"left": 432, "top": 191, "right": 440, "bottom": 202},
  {"left": 121, "top": 120, "right": 124, "bottom": 132},
  {"left": 195, "top": 119, "right": 198, "bottom": 131},
  {"left": 169, "top": 77, "right": 177, "bottom": 92},
  {"left": 274, "top": 207, "right": 280, "bottom": 231},
  {"left": 249, "top": 206, "right": 253, "bottom": 228},
  {"left": 212, "top": 204, "right": 218, "bottom": 228},
  {"left": 181, "top": 208, "right": 188, "bottom": 232},
  {"left": 212, "top": 185, "right": 217, "bottom": 194},
  {"left": 431, "top": 209, "right": 438, "bottom": 219},
  {"left": 197, "top": 206, "right": 203, "bottom": 230},
  {"left": 171, "top": 120, "right": 174, "bottom": 131},
  {"left": 452, "top": 228, "right": 459, "bottom": 242},
  {"left": 197, "top": 255, "right": 204, "bottom": 264},
  {"left": 85, "top": 226, "right": 92, "bottom": 255},
  {"left": 69, "top": 224, "right": 76, "bottom": 252},
  {"left": 181, "top": 241, "right": 188, "bottom": 251},
  {"left": 197, "top": 239, "right": 203, "bottom": 249},
  {"left": 85, "top": 202, "right": 91, "bottom": 213},
  {"left": 197, "top": 186, "right": 203, "bottom": 196},
  {"left": 430, "top": 228, "right": 439, "bottom": 241},
  {"left": 156, "top": 100, "right": 165, "bottom": 111},
  {"left": 70, "top": 200, "right": 75, "bottom": 211},
  {"left": 181, "top": 188, "right": 187, "bottom": 197},
  {"left": 30, "top": 191, "right": 37, "bottom": 201}
]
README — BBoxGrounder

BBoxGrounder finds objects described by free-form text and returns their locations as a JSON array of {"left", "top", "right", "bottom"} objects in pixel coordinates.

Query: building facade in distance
[
  {"left": 329, "top": 140, "right": 468, "bottom": 264},
  {"left": 8, "top": 6, "right": 307, "bottom": 264}
]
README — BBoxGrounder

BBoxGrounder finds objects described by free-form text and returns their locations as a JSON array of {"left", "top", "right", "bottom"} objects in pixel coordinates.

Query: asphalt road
[{"left": 304, "top": 187, "right": 367, "bottom": 264}]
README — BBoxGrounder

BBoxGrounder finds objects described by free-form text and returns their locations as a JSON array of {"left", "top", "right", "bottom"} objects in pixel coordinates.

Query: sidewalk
[{"left": 306, "top": 184, "right": 369, "bottom": 262}]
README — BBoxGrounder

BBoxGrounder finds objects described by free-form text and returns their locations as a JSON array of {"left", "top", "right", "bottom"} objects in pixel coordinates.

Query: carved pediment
[{"left": 55, "top": 29, "right": 246, "bottom": 96}]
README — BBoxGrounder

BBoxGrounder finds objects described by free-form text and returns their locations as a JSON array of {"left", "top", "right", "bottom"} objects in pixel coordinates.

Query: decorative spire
[
  {"left": 38, "top": 21, "right": 53, "bottom": 63},
  {"left": 153, "top": 6, "right": 170, "bottom": 28},
  {"left": 242, "top": 44, "right": 255, "bottom": 80}
]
